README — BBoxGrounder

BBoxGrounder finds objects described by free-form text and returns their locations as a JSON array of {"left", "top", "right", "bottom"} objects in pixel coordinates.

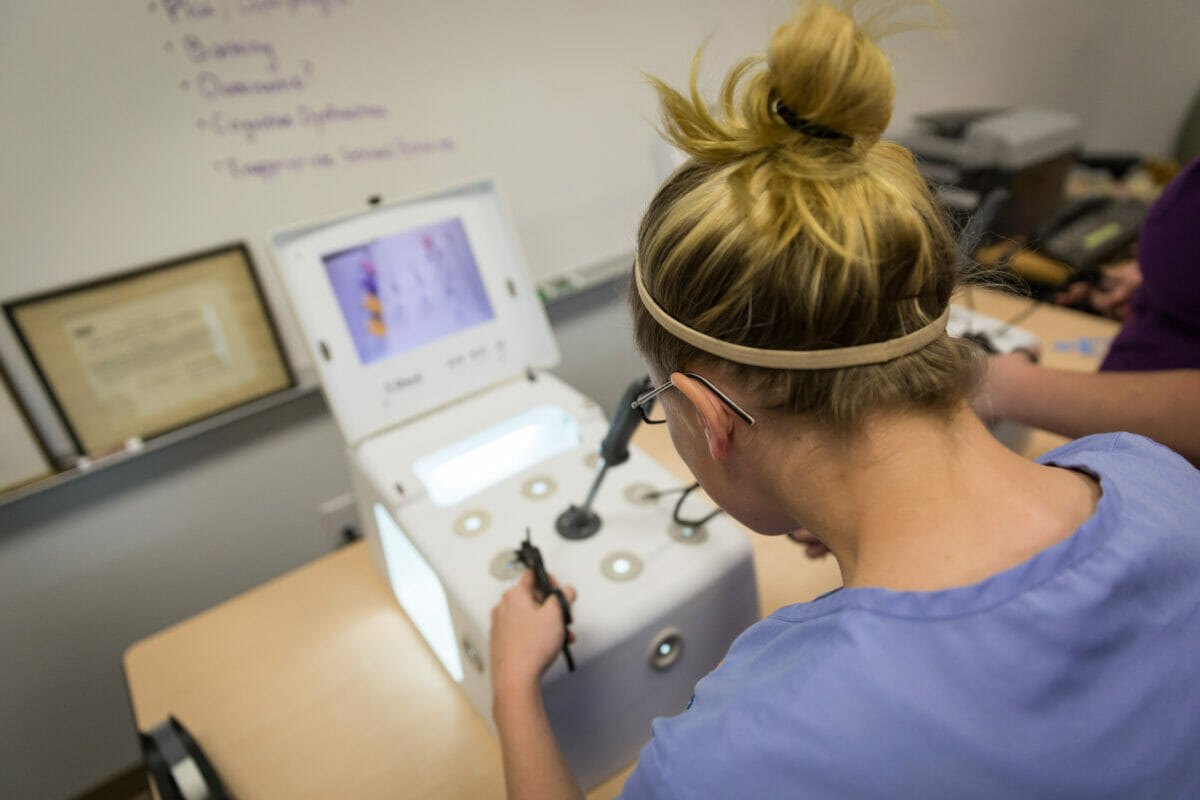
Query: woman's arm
[
  {"left": 491, "top": 569, "right": 584, "bottom": 800},
  {"left": 493, "top": 678, "right": 583, "bottom": 800},
  {"left": 980, "top": 354, "right": 1200, "bottom": 466}
]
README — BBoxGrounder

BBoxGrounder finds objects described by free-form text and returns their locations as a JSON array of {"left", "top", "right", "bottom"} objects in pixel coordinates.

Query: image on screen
[{"left": 322, "top": 217, "right": 496, "bottom": 366}]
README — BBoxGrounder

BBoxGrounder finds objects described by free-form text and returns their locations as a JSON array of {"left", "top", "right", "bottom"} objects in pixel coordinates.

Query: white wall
[
  {"left": 889, "top": 0, "right": 1200, "bottom": 156},
  {"left": 1071, "top": 0, "right": 1200, "bottom": 156},
  {"left": 2, "top": 2, "right": 1198, "bottom": 798}
]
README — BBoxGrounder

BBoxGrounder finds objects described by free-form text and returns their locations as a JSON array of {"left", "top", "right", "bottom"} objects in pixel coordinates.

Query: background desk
[{"left": 122, "top": 288, "right": 1118, "bottom": 799}]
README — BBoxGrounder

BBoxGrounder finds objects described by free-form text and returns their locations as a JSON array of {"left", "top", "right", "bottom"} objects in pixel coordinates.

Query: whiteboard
[{"left": 0, "top": 0, "right": 791, "bottom": 381}]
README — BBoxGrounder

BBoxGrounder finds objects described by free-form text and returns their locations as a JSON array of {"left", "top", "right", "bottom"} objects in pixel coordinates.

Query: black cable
[{"left": 641, "top": 482, "right": 723, "bottom": 528}]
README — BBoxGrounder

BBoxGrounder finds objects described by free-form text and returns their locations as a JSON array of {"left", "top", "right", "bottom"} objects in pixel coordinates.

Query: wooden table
[
  {"left": 123, "top": 288, "right": 1117, "bottom": 799},
  {"left": 122, "top": 426, "right": 841, "bottom": 800}
]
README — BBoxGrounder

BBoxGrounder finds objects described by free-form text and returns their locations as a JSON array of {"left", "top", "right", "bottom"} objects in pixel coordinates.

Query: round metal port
[
  {"left": 454, "top": 509, "right": 491, "bottom": 537},
  {"left": 521, "top": 475, "right": 557, "bottom": 500},
  {"left": 463, "top": 638, "right": 485, "bottom": 673},
  {"left": 489, "top": 550, "right": 524, "bottom": 581},
  {"left": 600, "top": 551, "right": 643, "bottom": 582},
  {"left": 668, "top": 521, "right": 708, "bottom": 545},
  {"left": 648, "top": 628, "right": 684, "bottom": 671},
  {"left": 624, "top": 482, "right": 659, "bottom": 506}
]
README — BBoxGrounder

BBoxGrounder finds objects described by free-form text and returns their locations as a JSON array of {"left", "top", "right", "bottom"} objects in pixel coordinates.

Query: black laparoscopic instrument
[
  {"left": 554, "top": 376, "right": 653, "bottom": 540},
  {"left": 512, "top": 375, "right": 730, "bottom": 673},
  {"left": 514, "top": 528, "right": 575, "bottom": 672},
  {"left": 511, "top": 376, "right": 655, "bottom": 674}
]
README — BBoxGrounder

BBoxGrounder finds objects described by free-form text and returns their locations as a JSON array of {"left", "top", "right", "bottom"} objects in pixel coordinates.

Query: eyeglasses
[{"left": 630, "top": 372, "right": 756, "bottom": 426}]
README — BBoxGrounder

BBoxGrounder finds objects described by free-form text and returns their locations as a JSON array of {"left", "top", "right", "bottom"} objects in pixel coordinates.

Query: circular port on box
[
  {"left": 648, "top": 628, "right": 684, "bottom": 671},
  {"left": 668, "top": 521, "right": 708, "bottom": 545},
  {"left": 600, "top": 551, "right": 643, "bottom": 582},
  {"left": 454, "top": 509, "right": 491, "bottom": 537},
  {"left": 521, "top": 475, "right": 557, "bottom": 500},
  {"left": 462, "top": 638, "right": 485, "bottom": 673},
  {"left": 624, "top": 482, "right": 659, "bottom": 506},
  {"left": 489, "top": 550, "right": 524, "bottom": 580}
]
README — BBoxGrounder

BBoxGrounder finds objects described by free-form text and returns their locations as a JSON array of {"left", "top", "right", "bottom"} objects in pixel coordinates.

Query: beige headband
[{"left": 634, "top": 258, "right": 949, "bottom": 369}]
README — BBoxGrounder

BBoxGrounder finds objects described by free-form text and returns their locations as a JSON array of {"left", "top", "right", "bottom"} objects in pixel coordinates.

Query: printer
[{"left": 896, "top": 107, "right": 1083, "bottom": 240}]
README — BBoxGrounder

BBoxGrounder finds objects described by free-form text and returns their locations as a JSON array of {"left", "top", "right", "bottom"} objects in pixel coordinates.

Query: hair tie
[
  {"left": 634, "top": 258, "right": 949, "bottom": 369},
  {"left": 772, "top": 98, "right": 851, "bottom": 143}
]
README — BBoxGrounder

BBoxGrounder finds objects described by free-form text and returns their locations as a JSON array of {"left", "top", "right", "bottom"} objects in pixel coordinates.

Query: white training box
[
  {"left": 947, "top": 303, "right": 1042, "bottom": 358},
  {"left": 268, "top": 180, "right": 759, "bottom": 788}
]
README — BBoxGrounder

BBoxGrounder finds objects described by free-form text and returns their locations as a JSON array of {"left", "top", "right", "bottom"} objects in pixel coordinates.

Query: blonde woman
[{"left": 491, "top": 4, "right": 1200, "bottom": 798}]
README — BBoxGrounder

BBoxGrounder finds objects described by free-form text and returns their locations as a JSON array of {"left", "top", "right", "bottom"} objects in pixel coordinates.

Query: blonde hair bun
[
  {"left": 767, "top": 2, "right": 894, "bottom": 145},
  {"left": 648, "top": 1, "right": 947, "bottom": 166}
]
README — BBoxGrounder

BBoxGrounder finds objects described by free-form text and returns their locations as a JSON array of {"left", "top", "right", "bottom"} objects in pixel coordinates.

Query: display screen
[{"left": 322, "top": 217, "right": 495, "bottom": 365}]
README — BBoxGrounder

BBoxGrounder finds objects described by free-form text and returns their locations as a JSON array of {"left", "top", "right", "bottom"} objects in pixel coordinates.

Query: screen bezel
[{"left": 270, "top": 180, "right": 559, "bottom": 446}]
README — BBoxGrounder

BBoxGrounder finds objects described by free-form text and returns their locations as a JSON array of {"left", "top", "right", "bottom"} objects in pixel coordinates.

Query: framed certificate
[
  {"left": 0, "top": 361, "right": 56, "bottom": 492},
  {"left": 5, "top": 244, "right": 294, "bottom": 458}
]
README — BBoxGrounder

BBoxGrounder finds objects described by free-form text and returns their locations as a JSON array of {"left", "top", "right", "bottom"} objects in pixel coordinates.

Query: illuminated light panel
[
  {"left": 412, "top": 404, "right": 580, "bottom": 507},
  {"left": 374, "top": 503, "right": 463, "bottom": 682}
]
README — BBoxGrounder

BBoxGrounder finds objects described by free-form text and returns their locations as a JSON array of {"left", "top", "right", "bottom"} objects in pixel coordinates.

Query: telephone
[{"left": 1031, "top": 195, "right": 1148, "bottom": 280}]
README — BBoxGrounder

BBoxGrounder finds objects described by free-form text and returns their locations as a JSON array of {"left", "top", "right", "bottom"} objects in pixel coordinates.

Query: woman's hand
[
  {"left": 1089, "top": 260, "right": 1142, "bottom": 320},
  {"left": 490, "top": 569, "right": 577, "bottom": 700},
  {"left": 1053, "top": 259, "right": 1141, "bottom": 321}
]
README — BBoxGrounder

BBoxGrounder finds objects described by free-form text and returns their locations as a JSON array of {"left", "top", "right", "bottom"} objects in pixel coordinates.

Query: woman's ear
[{"left": 671, "top": 372, "right": 735, "bottom": 461}]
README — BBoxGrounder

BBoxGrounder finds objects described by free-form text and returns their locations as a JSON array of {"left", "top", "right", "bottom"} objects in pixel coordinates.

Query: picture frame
[
  {"left": 0, "top": 360, "right": 56, "bottom": 493},
  {"left": 4, "top": 244, "right": 295, "bottom": 458}
]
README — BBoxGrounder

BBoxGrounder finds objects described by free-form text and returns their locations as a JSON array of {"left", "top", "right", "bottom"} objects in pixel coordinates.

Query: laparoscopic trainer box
[{"left": 269, "top": 180, "right": 759, "bottom": 788}]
